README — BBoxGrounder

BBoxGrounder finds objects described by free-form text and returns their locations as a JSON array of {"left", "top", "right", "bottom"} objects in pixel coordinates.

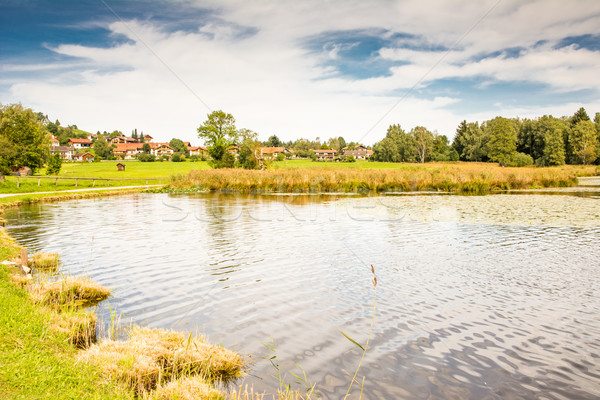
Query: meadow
[{"left": 1, "top": 160, "right": 597, "bottom": 196}]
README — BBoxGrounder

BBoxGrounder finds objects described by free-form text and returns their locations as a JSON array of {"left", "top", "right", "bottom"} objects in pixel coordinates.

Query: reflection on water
[{"left": 4, "top": 191, "right": 600, "bottom": 399}]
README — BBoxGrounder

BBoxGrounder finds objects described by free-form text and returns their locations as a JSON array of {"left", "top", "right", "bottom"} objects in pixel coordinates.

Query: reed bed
[
  {"left": 30, "top": 252, "right": 60, "bottom": 271},
  {"left": 169, "top": 163, "right": 595, "bottom": 194},
  {"left": 30, "top": 276, "right": 111, "bottom": 308},
  {"left": 77, "top": 326, "right": 246, "bottom": 396}
]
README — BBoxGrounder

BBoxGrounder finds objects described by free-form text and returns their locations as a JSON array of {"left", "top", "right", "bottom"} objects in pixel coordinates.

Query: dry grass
[
  {"left": 30, "top": 276, "right": 111, "bottom": 308},
  {"left": 50, "top": 308, "right": 98, "bottom": 349},
  {"left": 30, "top": 252, "right": 61, "bottom": 271},
  {"left": 146, "top": 376, "right": 226, "bottom": 400},
  {"left": 77, "top": 326, "right": 246, "bottom": 396},
  {"left": 169, "top": 163, "right": 596, "bottom": 193}
]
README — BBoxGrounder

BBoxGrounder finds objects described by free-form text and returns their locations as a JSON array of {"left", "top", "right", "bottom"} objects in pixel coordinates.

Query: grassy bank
[
  {"left": 0, "top": 226, "right": 246, "bottom": 399},
  {"left": 168, "top": 163, "right": 597, "bottom": 193},
  {"left": 0, "top": 229, "right": 134, "bottom": 399}
]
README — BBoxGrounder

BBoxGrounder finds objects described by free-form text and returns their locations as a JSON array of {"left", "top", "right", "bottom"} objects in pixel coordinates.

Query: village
[{"left": 49, "top": 132, "right": 374, "bottom": 163}]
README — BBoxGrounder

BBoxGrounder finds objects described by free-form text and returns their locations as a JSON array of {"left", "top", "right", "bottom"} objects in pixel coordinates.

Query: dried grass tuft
[
  {"left": 146, "top": 376, "right": 225, "bottom": 400},
  {"left": 30, "top": 252, "right": 60, "bottom": 271},
  {"left": 77, "top": 326, "right": 246, "bottom": 395},
  {"left": 30, "top": 276, "right": 110, "bottom": 308},
  {"left": 50, "top": 308, "right": 97, "bottom": 348}
]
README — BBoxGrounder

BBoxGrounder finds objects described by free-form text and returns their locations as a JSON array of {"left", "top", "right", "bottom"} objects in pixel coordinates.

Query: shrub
[
  {"left": 506, "top": 152, "right": 534, "bottom": 167},
  {"left": 137, "top": 153, "right": 156, "bottom": 162},
  {"left": 171, "top": 153, "right": 184, "bottom": 162}
]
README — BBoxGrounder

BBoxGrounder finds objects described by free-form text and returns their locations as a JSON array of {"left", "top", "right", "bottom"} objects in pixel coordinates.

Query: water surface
[{"left": 4, "top": 191, "right": 600, "bottom": 399}]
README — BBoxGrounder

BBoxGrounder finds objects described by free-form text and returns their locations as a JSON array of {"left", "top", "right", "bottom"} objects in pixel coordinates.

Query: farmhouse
[
  {"left": 313, "top": 149, "right": 338, "bottom": 161},
  {"left": 342, "top": 145, "right": 373, "bottom": 160},
  {"left": 67, "top": 138, "right": 92, "bottom": 149},
  {"left": 113, "top": 143, "right": 144, "bottom": 160},
  {"left": 73, "top": 152, "right": 94, "bottom": 162},
  {"left": 51, "top": 146, "right": 75, "bottom": 160},
  {"left": 188, "top": 146, "right": 208, "bottom": 157}
]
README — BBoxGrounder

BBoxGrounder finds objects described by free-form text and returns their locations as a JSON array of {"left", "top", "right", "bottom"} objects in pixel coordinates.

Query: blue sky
[{"left": 2, "top": 0, "right": 600, "bottom": 144}]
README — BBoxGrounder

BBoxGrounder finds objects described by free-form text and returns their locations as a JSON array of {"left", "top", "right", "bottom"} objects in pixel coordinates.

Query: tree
[
  {"left": 571, "top": 107, "right": 590, "bottom": 126},
  {"left": 238, "top": 129, "right": 261, "bottom": 170},
  {"left": 93, "top": 135, "right": 115, "bottom": 159},
  {"left": 485, "top": 117, "right": 517, "bottom": 167},
  {"left": 197, "top": 110, "right": 238, "bottom": 167},
  {"left": 132, "top": 130, "right": 138, "bottom": 140},
  {"left": 540, "top": 122, "right": 566, "bottom": 166},
  {"left": 411, "top": 126, "right": 434, "bottom": 163},
  {"left": 452, "top": 121, "right": 488, "bottom": 161},
  {"left": 46, "top": 153, "right": 62, "bottom": 175},
  {"left": 373, "top": 124, "right": 416, "bottom": 162},
  {"left": 142, "top": 143, "right": 151, "bottom": 154},
  {"left": 0, "top": 103, "right": 50, "bottom": 174},
  {"left": 169, "top": 138, "right": 188, "bottom": 154},
  {"left": 266, "top": 135, "right": 282, "bottom": 147},
  {"left": 568, "top": 120, "right": 598, "bottom": 164}
]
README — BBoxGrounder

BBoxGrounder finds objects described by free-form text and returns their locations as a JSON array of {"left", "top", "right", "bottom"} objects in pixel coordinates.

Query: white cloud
[{"left": 3, "top": 0, "right": 600, "bottom": 143}]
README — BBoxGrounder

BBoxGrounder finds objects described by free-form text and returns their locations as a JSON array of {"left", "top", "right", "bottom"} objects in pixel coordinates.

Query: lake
[{"left": 4, "top": 189, "right": 600, "bottom": 399}]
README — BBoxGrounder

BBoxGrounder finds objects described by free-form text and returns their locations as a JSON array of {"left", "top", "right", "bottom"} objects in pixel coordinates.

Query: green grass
[{"left": 0, "top": 231, "right": 134, "bottom": 400}]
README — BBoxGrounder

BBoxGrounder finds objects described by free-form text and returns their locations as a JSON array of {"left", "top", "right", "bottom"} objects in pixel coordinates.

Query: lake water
[{"left": 4, "top": 189, "right": 600, "bottom": 399}]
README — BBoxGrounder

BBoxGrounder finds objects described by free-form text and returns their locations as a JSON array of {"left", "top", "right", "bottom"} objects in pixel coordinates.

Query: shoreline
[{"left": 0, "top": 220, "right": 246, "bottom": 399}]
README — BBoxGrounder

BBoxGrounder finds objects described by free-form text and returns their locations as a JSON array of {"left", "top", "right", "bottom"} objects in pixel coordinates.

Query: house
[
  {"left": 50, "top": 135, "right": 60, "bottom": 146},
  {"left": 73, "top": 152, "right": 94, "bottom": 162},
  {"left": 142, "top": 134, "right": 153, "bottom": 142},
  {"left": 116, "top": 163, "right": 126, "bottom": 171},
  {"left": 342, "top": 145, "right": 373, "bottom": 160},
  {"left": 259, "top": 147, "right": 287, "bottom": 159},
  {"left": 67, "top": 138, "right": 92, "bottom": 149},
  {"left": 51, "top": 146, "right": 75, "bottom": 160},
  {"left": 86, "top": 133, "right": 98, "bottom": 141},
  {"left": 113, "top": 143, "right": 144, "bottom": 160},
  {"left": 313, "top": 149, "right": 337, "bottom": 161},
  {"left": 188, "top": 146, "right": 208, "bottom": 157},
  {"left": 111, "top": 135, "right": 138, "bottom": 144},
  {"left": 149, "top": 143, "right": 174, "bottom": 158}
]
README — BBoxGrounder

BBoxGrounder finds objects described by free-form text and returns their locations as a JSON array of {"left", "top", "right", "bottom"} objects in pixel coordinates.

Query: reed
[
  {"left": 77, "top": 326, "right": 246, "bottom": 396},
  {"left": 50, "top": 307, "right": 98, "bottom": 349},
  {"left": 30, "top": 252, "right": 61, "bottom": 271},
  {"left": 169, "top": 163, "right": 595, "bottom": 194},
  {"left": 30, "top": 276, "right": 111, "bottom": 308}
]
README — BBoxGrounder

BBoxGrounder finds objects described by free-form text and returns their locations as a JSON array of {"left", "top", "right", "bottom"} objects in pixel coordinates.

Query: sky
[{"left": 1, "top": 0, "right": 600, "bottom": 145}]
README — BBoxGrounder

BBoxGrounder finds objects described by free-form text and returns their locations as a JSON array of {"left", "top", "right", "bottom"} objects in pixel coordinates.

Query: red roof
[
  {"left": 313, "top": 149, "right": 337, "bottom": 153},
  {"left": 259, "top": 147, "right": 285, "bottom": 154},
  {"left": 68, "top": 138, "right": 92, "bottom": 144},
  {"left": 114, "top": 143, "right": 143, "bottom": 151}
]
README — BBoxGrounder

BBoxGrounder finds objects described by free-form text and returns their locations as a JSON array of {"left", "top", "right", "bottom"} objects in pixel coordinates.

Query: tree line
[{"left": 373, "top": 107, "right": 600, "bottom": 167}]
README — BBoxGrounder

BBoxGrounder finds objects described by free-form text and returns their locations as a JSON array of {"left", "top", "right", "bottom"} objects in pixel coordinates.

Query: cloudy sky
[{"left": 1, "top": 0, "right": 600, "bottom": 145}]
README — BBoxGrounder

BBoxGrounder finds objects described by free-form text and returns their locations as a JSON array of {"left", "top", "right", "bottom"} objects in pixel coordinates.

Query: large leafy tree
[
  {"left": 197, "top": 110, "right": 238, "bottom": 167},
  {"left": 0, "top": 103, "right": 50, "bottom": 174},
  {"left": 238, "top": 128, "right": 261, "bottom": 170},
  {"left": 411, "top": 126, "right": 434, "bottom": 163},
  {"left": 485, "top": 117, "right": 517, "bottom": 167},
  {"left": 568, "top": 120, "right": 598, "bottom": 164},
  {"left": 266, "top": 134, "right": 282, "bottom": 147},
  {"left": 169, "top": 138, "right": 188, "bottom": 154}
]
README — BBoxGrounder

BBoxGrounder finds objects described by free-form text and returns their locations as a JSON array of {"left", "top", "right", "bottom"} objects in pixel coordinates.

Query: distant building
[
  {"left": 113, "top": 143, "right": 144, "bottom": 160},
  {"left": 51, "top": 146, "right": 75, "bottom": 160},
  {"left": 188, "top": 146, "right": 208, "bottom": 157},
  {"left": 111, "top": 135, "right": 137, "bottom": 144},
  {"left": 312, "top": 149, "right": 337, "bottom": 161},
  {"left": 67, "top": 138, "right": 92, "bottom": 149},
  {"left": 258, "top": 147, "right": 292, "bottom": 159},
  {"left": 150, "top": 143, "right": 174, "bottom": 158},
  {"left": 73, "top": 152, "right": 94, "bottom": 162},
  {"left": 116, "top": 163, "right": 126, "bottom": 171},
  {"left": 342, "top": 145, "right": 373, "bottom": 160}
]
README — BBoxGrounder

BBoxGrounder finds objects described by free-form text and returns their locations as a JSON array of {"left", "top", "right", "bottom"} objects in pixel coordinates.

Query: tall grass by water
[{"left": 169, "top": 163, "right": 596, "bottom": 193}]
